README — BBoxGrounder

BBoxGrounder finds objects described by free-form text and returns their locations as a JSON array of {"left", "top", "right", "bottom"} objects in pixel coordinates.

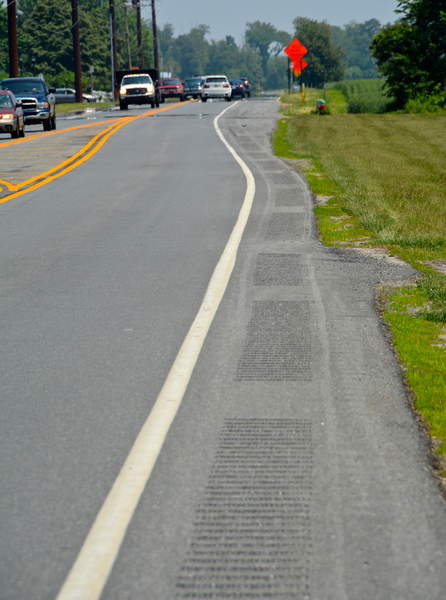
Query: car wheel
[
  {"left": 202, "top": 97, "right": 207, "bottom": 103},
  {"left": 119, "top": 101, "right": 128, "bottom": 110},
  {"left": 43, "top": 118, "right": 52, "bottom": 131},
  {"left": 19, "top": 122, "right": 25, "bottom": 137},
  {"left": 150, "top": 100, "right": 155, "bottom": 108},
  {"left": 180, "top": 95, "right": 185, "bottom": 102},
  {"left": 51, "top": 115, "right": 56, "bottom": 130},
  {"left": 225, "top": 96, "right": 231, "bottom": 102},
  {"left": 11, "top": 120, "right": 19, "bottom": 138}
]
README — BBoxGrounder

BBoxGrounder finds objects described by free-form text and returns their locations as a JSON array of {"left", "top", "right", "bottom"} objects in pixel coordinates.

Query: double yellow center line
[{"left": 0, "top": 100, "right": 191, "bottom": 204}]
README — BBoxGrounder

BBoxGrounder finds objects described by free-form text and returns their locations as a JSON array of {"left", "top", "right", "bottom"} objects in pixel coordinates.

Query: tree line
[
  {"left": 154, "top": 18, "right": 382, "bottom": 89},
  {"left": 0, "top": 0, "right": 154, "bottom": 90},
  {"left": 371, "top": 0, "right": 446, "bottom": 108},
  {"left": 1, "top": 0, "right": 443, "bottom": 108},
  {"left": 0, "top": 1, "right": 382, "bottom": 90}
]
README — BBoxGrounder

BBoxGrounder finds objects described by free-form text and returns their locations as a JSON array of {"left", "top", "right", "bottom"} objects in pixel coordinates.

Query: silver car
[{"left": 201, "top": 75, "right": 232, "bottom": 102}]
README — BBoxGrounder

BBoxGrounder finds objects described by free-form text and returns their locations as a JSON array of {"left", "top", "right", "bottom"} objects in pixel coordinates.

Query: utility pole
[
  {"left": 151, "top": 0, "right": 159, "bottom": 76},
  {"left": 151, "top": 0, "right": 160, "bottom": 107},
  {"left": 7, "top": 0, "right": 19, "bottom": 77},
  {"left": 132, "top": 0, "right": 143, "bottom": 68},
  {"left": 71, "top": 0, "right": 83, "bottom": 102},
  {"left": 124, "top": 2, "right": 132, "bottom": 69},
  {"left": 109, "top": 0, "right": 118, "bottom": 98}
]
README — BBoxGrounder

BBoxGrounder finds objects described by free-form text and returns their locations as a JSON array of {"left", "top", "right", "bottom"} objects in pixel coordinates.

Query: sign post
[{"left": 284, "top": 40, "right": 308, "bottom": 101}]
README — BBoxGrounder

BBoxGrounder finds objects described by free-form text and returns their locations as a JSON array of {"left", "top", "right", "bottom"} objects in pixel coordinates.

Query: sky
[{"left": 149, "top": 0, "right": 398, "bottom": 43}]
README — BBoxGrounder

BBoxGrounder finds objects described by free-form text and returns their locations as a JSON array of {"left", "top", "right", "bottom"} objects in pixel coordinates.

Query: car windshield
[
  {"left": 162, "top": 79, "right": 180, "bottom": 85},
  {"left": 121, "top": 76, "right": 152, "bottom": 85},
  {"left": 185, "top": 79, "right": 202, "bottom": 85},
  {"left": 0, "top": 95, "right": 13, "bottom": 107},
  {"left": 1, "top": 80, "right": 45, "bottom": 94}
]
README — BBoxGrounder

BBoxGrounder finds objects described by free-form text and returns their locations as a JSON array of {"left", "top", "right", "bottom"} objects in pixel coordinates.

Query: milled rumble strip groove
[
  {"left": 56, "top": 101, "right": 256, "bottom": 600},
  {"left": 0, "top": 100, "right": 191, "bottom": 203}
]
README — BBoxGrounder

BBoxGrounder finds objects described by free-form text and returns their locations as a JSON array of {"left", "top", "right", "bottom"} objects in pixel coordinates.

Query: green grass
[
  {"left": 384, "top": 287, "right": 446, "bottom": 468},
  {"left": 55, "top": 101, "right": 114, "bottom": 114},
  {"left": 275, "top": 92, "right": 446, "bottom": 480}
]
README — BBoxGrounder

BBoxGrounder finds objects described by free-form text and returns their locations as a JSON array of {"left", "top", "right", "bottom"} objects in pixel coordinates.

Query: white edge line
[{"left": 56, "top": 101, "right": 256, "bottom": 600}]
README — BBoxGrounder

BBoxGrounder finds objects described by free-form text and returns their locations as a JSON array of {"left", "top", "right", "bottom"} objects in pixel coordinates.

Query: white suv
[
  {"left": 201, "top": 75, "right": 232, "bottom": 102},
  {"left": 119, "top": 73, "right": 156, "bottom": 110}
]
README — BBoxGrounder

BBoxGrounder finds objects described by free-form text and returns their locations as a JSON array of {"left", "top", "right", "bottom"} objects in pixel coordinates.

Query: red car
[
  {"left": 159, "top": 78, "right": 185, "bottom": 103},
  {"left": 0, "top": 90, "right": 25, "bottom": 138}
]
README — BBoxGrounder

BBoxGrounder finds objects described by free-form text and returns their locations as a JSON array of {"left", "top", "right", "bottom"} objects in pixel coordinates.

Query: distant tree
[
  {"left": 208, "top": 36, "right": 240, "bottom": 77},
  {"left": 293, "top": 17, "right": 344, "bottom": 86},
  {"left": 266, "top": 56, "right": 288, "bottom": 90},
  {"left": 237, "top": 47, "right": 263, "bottom": 86},
  {"left": 371, "top": 0, "right": 446, "bottom": 106},
  {"left": 19, "top": 0, "right": 72, "bottom": 78},
  {"left": 78, "top": 0, "right": 112, "bottom": 89},
  {"left": 174, "top": 25, "right": 210, "bottom": 77},
  {"left": 331, "top": 19, "right": 381, "bottom": 79},
  {"left": 159, "top": 24, "right": 180, "bottom": 74},
  {"left": 245, "top": 21, "right": 291, "bottom": 79}
]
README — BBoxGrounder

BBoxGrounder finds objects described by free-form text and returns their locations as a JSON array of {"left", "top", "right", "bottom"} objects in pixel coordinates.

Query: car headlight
[
  {"left": 120, "top": 88, "right": 127, "bottom": 95},
  {"left": 38, "top": 101, "right": 49, "bottom": 109},
  {"left": 0, "top": 114, "right": 14, "bottom": 121}
]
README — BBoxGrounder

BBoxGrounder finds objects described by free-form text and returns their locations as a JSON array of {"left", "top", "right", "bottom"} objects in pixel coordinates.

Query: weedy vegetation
[{"left": 327, "top": 78, "right": 392, "bottom": 113}]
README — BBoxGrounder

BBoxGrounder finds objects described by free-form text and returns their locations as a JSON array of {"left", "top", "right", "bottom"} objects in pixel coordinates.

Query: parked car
[
  {"left": 54, "top": 88, "right": 97, "bottom": 103},
  {"left": 118, "top": 73, "right": 156, "bottom": 110},
  {"left": 0, "top": 90, "right": 25, "bottom": 138},
  {"left": 92, "top": 90, "right": 112, "bottom": 102},
  {"left": 201, "top": 75, "right": 232, "bottom": 102},
  {"left": 183, "top": 77, "right": 204, "bottom": 100},
  {"left": 159, "top": 78, "right": 185, "bottom": 102},
  {"left": 239, "top": 76, "right": 252, "bottom": 97},
  {"left": 0, "top": 77, "right": 56, "bottom": 131},
  {"left": 230, "top": 79, "right": 247, "bottom": 99}
]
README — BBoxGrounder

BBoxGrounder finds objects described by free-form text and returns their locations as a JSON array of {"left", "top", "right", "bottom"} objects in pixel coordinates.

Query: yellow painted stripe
[
  {"left": 0, "top": 101, "right": 191, "bottom": 203},
  {"left": 0, "top": 119, "right": 121, "bottom": 147}
]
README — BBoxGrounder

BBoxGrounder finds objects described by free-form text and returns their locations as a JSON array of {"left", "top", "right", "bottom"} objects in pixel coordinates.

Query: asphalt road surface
[{"left": 1, "top": 99, "right": 445, "bottom": 599}]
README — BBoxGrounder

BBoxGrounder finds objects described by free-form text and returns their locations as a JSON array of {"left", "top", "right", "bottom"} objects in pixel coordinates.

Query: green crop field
[
  {"left": 327, "top": 79, "right": 391, "bottom": 113},
  {"left": 275, "top": 91, "right": 446, "bottom": 484}
]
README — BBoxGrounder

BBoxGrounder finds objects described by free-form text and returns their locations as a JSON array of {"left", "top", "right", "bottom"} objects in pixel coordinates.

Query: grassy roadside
[
  {"left": 55, "top": 101, "right": 114, "bottom": 114},
  {"left": 274, "top": 91, "right": 446, "bottom": 481}
]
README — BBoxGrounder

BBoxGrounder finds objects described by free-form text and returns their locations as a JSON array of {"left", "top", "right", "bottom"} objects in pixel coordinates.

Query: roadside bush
[{"left": 404, "top": 90, "right": 446, "bottom": 114}]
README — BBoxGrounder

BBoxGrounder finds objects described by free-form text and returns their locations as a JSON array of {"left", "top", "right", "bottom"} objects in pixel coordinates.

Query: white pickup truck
[{"left": 119, "top": 73, "right": 156, "bottom": 110}]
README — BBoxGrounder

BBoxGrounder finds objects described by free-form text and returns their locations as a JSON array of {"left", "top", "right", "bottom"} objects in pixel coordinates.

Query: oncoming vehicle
[
  {"left": 118, "top": 73, "right": 156, "bottom": 110},
  {"left": 0, "top": 77, "right": 56, "bottom": 131},
  {"left": 0, "top": 90, "right": 25, "bottom": 138},
  {"left": 183, "top": 77, "right": 204, "bottom": 100},
  {"left": 201, "top": 75, "right": 232, "bottom": 102},
  {"left": 159, "top": 78, "right": 185, "bottom": 102}
]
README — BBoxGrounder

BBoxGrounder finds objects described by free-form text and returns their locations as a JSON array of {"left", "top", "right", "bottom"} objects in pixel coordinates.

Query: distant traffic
[{"left": 0, "top": 73, "right": 254, "bottom": 137}]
